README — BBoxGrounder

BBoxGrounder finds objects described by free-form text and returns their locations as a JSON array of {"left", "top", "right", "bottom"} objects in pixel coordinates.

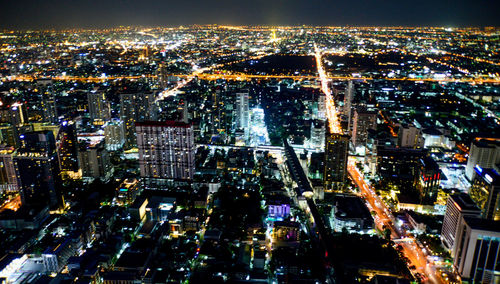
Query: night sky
[{"left": 0, "top": 0, "right": 499, "bottom": 29}]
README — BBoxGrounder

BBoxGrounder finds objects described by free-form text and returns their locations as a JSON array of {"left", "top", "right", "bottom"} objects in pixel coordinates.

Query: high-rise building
[
  {"left": 324, "top": 132, "right": 349, "bottom": 190},
  {"left": 441, "top": 193, "right": 481, "bottom": 254},
  {"left": 78, "top": 140, "right": 112, "bottom": 181},
  {"left": 310, "top": 120, "right": 325, "bottom": 150},
  {"left": 0, "top": 103, "right": 28, "bottom": 126},
  {"left": 0, "top": 124, "right": 19, "bottom": 147},
  {"left": 416, "top": 156, "right": 441, "bottom": 203},
  {"left": 234, "top": 91, "right": 249, "bottom": 132},
  {"left": 136, "top": 121, "right": 195, "bottom": 181},
  {"left": 104, "top": 119, "right": 125, "bottom": 151},
  {"left": 351, "top": 108, "right": 377, "bottom": 148},
  {"left": 452, "top": 216, "right": 500, "bottom": 283},
  {"left": 120, "top": 92, "right": 156, "bottom": 148},
  {"left": 87, "top": 91, "right": 111, "bottom": 124},
  {"left": 40, "top": 90, "right": 58, "bottom": 124},
  {"left": 469, "top": 167, "right": 500, "bottom": 221},
  {"left": 14, "top": 131, "right": 62, "bottom": 209},
  {"left": 0, "top": 146, "right": 19, "bottom": 194},
  {"left": 465, "top": 139, "right": 500, "bottom": 181},
  {"left": 398, "top": 123, "right": 424, "bottom": 149},
  {"left": 57, "top": 121, "right": 79, "bottom": 174},
  {"left": 343, "top": 81, "right": 354, "bottom": 118}
]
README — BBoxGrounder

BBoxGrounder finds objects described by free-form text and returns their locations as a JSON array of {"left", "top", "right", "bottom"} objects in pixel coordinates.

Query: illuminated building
[
  {"left": 398, "top": 123, "right": 424, "bottom": 149},
  {"left": 465, "top": 139, "right": 500, "bottom": 181},
  {"left": 343, "top": 80, "right": 354, "bottom": 125},
  {"left": 0, "top": 124, "right": 19, "bottom": 148},
  {"left": 310, "top": 120, "right": 325, "bottom": 150},
  {"left": 416, "top": 156, "right": 441, "bottom": 204},
  {"left": 377, "top": 146, "right": 427, "bottom": 191},
  {"left": 324, "top": 132, "right": 349, "bottom": 190},
  {"left": 0, "top": 146, "right": 19, "bottom": 194},
  {"left": 57, "top": 121, "right": 79, "bottom": 174},
  {"left": 78, "top": 139, "right": 112, "bottom": 181},
  {"left": 441, "top": 193, "right": 480, "bottom": 254},
  {"left": 14, "top": 131, "right": 63, "bottom": 209},
  {"left": 115, "top": 178, "right": 140, "bottom": 206},
  {"left": 0, "top": 103, "right": 28, "bottom": 126},
  {"left": 453, "top": 216, "right": 500, "bottom": 283},
  {"left": 351, "top": 107, "right": 377, "bottom": 149},
  {"left": 87, "top": 91, "right": 110, "bottom": 124},
  {"left": 234, "top": 90, "right": 249, "bottom": 136},
  {"left": 469, "top": 167, "right": 500, "bottom": 221},
  {"left": 120, "top": 92, "right": 156, "bottom": 148},
  {"left": 104, "top": 119, "right": 126, "bottom": 151},
  {"left": 330, "top": 194, "right": 374, "bottom": 234},
  {"left": 136, "top": 121, "right": 195, "bottom": 181}
]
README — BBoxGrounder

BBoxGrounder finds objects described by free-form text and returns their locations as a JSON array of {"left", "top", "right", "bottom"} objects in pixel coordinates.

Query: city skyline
[{"left": 1, "top": 0, "right": 499, "bottom": 30}]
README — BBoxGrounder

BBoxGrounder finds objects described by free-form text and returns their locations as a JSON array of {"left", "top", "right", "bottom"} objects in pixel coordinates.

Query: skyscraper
[
  {"left": 351, "top": 107, "right": 377, "bottom": 148},
  {"left": 104, "top": 119, "right": 126, "bottom": 151},
  {"left": 452, "top": 216, "right": 500, "bottom": 283},
  {"left": 87, "top": 91, "right": 111, "bottom": 124},
  {"left": 14, "top": 131, "right": 62, "bottom": 209},
  {"left": 343, "top": 81, "right": 354, "bottom": 131},
  {"left": 57, "top": 121, "right": 79, "bottom": 175},
  {"left": 235, "top": 91, "right": 249, "bottom": 132},
  {"left": 78, "top": 140, "right": 112, "bottom": 181},
  {"left": 465, "top": 139, "right": 500, "bottom": 181},
  {"left": 441, "top": 193, "right": 481, "bottom": 253},
  {"left": 136, "top": 121, "right": 195, "bottom": 181},
  {"left": 120, "top": 92, "right": 156, "bottom": 148},
  {"left": 324, "top": 132, "right": 349, "bottom": 190},
  {"left": 343, "top": 81, "right": 354, "bottom": 118},
  {"left": 469, "top": 166, "right": 500, "bottom": 221}
]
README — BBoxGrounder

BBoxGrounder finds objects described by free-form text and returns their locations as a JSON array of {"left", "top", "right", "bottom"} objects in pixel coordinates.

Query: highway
[
  {"left": 314, "top": 44, "right": 343, "bottom": 134},
  {"left": 347, "top": 158, "right": 443, "bottom": 284}
]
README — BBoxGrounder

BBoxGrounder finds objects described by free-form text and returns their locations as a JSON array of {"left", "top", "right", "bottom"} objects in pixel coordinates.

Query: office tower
[
  {"left": 104, "top": 119, "right": 125, "bottom": 151},
  {"left": 310, "top": 120, "right": 325, "bottom": 150},
  {"left": 452, "top": 216, "right": 500, "bottom": 283},
  {"left": 0, "top": 146, "right": 19, "bottom": 194},
  {"left": 57, "top": 121, "right": 79, "bottom": 174},
  {"left": 324, "top": 132, "right": 349, "bottom": 190},
  {"left": 398, "top": 123, "right": 424, "bottom": 149},
  {"left": 14, "top": 131, "right": 62, "bottom": 209},
  {"left": 87, "top": 91, "right": 111, "bottom": 124},
  {"left": 351, "top": 107, "right": 377, "bottom": 148},
  {"left": 0, "top": 103, "right": 28, "bottom": 126},
  {"left": 416, "top": 156, "right": 441, "bottom": 203},
  {"left": 465, "top": 139, "right": 500, "bottom": 181},
  {"left": 120, "top": 92, "right": 156, "bottom": 148},
  {"left": 469, "top": 167, "right": 500, "bottom": 221},
  {"left": 441, "top": 193, "right": 481, "bottom": 253},
  {"left": 235, "top": 91, "right": 249, "bottom": 132},
  {"left": 136, "top": 121, "right": 195, "bottom": 180},
  {"left": 78, "top": 140, "right": 111, "bottom": 180}
]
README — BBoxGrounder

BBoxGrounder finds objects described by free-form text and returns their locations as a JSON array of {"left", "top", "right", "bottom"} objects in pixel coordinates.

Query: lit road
[
  {"left": 314, "top": 43, "right": 342, "bottom": 134},
  {"left": 347, "top": 158, "right": 443, "bottom": 284},
  {"left": 0, "top": 195, "right": 22, "bottom": 213}
]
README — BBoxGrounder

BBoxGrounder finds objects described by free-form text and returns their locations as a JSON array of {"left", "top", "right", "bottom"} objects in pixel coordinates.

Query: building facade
[{"left": 136, "top": 121, "right": 195, "bottom": 181}]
